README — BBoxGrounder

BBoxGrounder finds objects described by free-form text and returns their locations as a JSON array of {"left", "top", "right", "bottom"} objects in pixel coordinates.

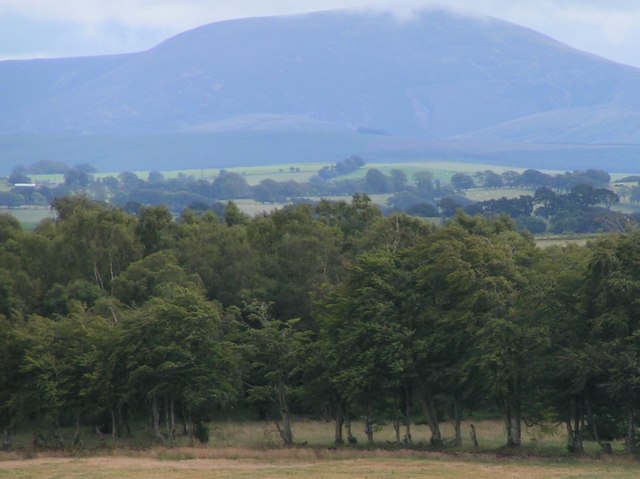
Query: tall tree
[
  {"left": 412, "top": 213, "right": 541, "bottom": 447},
  {"left": 317, "top": 250, "right": 412, "bottom": 443},
  {"left": 238, "top": 301, "right": 310, "bottom": 446},
  {"left": 119, "top": 285, "right": 237, "bottom": 443},
  {"left": 584, "top": 233, "right": 640, "bottom": 453}
]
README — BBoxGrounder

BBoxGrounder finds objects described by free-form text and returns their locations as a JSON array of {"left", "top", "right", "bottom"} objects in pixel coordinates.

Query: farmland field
[{"left": 28, "top": 159, "right": 565, "bottom": 188}]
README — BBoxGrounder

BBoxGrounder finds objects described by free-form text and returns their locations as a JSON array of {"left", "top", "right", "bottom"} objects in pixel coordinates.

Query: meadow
[
  {"left": 2, "top": 451, "right": 640, "bottom": 479},
  {"left": 2, "top": 419, "right": 639, "bottom": 478}
]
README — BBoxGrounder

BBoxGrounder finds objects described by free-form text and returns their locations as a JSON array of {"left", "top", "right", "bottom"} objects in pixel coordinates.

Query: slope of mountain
[{"left": 1, "top": 8, "right": 639, "bottom": 172}]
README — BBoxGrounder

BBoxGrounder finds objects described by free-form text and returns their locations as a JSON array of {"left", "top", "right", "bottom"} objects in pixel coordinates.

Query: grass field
[
  {"left": 26, "top": 159, "right": 562, "bottom": 188},
  {"left": 0, "top": 207, "right": 55, "bottom": 229},
  {"left": 535, "top": 235, "right": 603, "bottom": 249},
  {"left": 2, "top": 449, "right": 640, "bottom": 478},
  {"left": 1, "top": 411, "right": 637, "bottom": 477},
  {"left": 465, "top": 187, "right": 535, "bottom": 201},
  {"left": 2, "top": 418, "right": 623, "bottom": 458}
]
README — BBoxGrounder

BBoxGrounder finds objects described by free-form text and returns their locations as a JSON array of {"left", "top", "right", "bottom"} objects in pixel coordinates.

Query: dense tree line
[
  {"left": 5, "top": 161, "right": 636, "bottom": 234},
  {"left": 3, "top": 160, "right": 452, "bottom": 216},
  {"left": 2, "top": 195, "right": 640, "bottom": 453},
  {"left": 464, "top": 184, "right": 627, "bottom": 234},
  {"left": 453, "top": 168, "right": 612, "bottom": 191}
]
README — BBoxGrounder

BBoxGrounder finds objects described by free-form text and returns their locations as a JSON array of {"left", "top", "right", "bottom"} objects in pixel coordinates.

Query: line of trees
[
  {"left": 3, "top": 196, "right": 640, "bottom": 452},
  {"left": 6, "top": 161, "right": 634, "bottom": 235},
  {"left": 3, "top": 162, "right": 450, "bottom": 214},
  {"left": 464, "top": 184, "right": 627, "bottom": 234},
  {"left": 453, "top": 168, "right": 612, "bottom": 191}
]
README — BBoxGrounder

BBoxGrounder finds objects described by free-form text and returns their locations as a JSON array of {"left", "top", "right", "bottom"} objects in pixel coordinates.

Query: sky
[{"left": 0, "top": 0, "right": 639, "bottom": 68}]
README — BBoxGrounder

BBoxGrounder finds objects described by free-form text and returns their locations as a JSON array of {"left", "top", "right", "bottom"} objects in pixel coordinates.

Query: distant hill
[{"left": 1, "top": 9, "right": 639, "bottom": 173}]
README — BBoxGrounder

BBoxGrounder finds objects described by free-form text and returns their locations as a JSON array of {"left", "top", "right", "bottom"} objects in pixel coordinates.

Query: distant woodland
[
  {"left": 4, "top": 159, "right": 640, "bottom": 235},
  {"left": 2, "top": 192, "right": 640, "bottom": 453}
]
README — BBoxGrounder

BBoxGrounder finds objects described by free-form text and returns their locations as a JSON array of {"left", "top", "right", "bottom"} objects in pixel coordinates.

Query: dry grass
[
  {"left": 1, "top": 419, "right": 638, "bottom": 478},
  {"left": 2, "top": 450, "right": 640, "bottom": 479}
]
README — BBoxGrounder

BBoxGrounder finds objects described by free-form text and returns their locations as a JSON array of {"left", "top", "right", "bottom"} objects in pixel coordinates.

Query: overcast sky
[{"left": 1, "top": 0, "right": 639, "bottom": 68}]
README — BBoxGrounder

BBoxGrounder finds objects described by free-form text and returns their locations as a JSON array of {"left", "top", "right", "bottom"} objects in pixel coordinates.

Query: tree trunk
[
  {"left": 586, "top": 397, "right": 611, "bottom": 454},
  {"left": 164, "top": 397, "right": 170, "bottom": 437},
  {"left": 169, "top": 399, "right": 176, "bottom": 439},
  {"left": 152, "top": 396, "right": 165, "bottom": 443},
  {"left": 187, "top": 417, "right": 194, "bottom": 446},
  {"left": 364, "top": 403, "right": 374, "bottom": 444},
  {"left": 364, "top": 417, "right": 374, "bottom": 444},
  {"left": 626, "top": 398, "right": 635, "bottom": 454},
  {"left": 404, "top": 384, "right": 413, "bottom": 445},
  {"left": 277, "top": 375, "right": 293, "bottom": 446},
  {"left": 566, "top": 395, "right": 584, "bottom": 453},
  {"left": 116, "top": 403, "right": 123, "bottom": 438},
  {"left": 503, "top": 397, "right": 522, "bottom": 448},
  {"left": 393, "top": 415, "right": 401, "bottom": 445},
  {"left": 419, "top": 389, "right": 442, "bottom": 446},
  {"left": 334, "top": 404, "right": 344, "bottom": 445},
  {"left": 453, "top": 394, "right": 463, "bottom": 447},
  {"left": 73, "top": 420, "right": 82, "bottom": 447},
  {"left": 470, "top": 424, "right": 478, "bottom": 448},
  {"left": 110, "top": 407, "right": 117, "bottom": 439},
  {"left": 345, "top": 413, "right": 356, "bottom": 444},
  {"left": 503, "top": 401, "right": 512, "bottom": 446},
  {"left": 511, "top": 405, "right": 521, "bottom": 447},
  {"left": 181, "top": 403, "right": 189, "bottom": 436},
  {"left": 1, "top": 429, "right": 11, "bottom": 451},
  {"left": 123, "top": 403, "right": 132, "bottom": 438}
]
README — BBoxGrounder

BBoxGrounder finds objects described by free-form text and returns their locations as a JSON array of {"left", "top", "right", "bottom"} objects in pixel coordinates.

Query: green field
[
  {"left": 27, "top": 159, "right": 565, "bottom": 187},
  {"left": 0, "top": 207, "right": 55, "bottom": 229},
  {"left": 32, "top": 162, "right": 327, "bottom": 186}
]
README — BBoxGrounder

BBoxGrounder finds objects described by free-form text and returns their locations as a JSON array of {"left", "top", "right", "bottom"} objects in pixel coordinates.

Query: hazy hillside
[{"left": 1, "top": 8, "right": 639, "bottom": 173}]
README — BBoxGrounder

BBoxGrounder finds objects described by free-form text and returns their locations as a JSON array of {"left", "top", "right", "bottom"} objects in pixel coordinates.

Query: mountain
[{"left": 1, "top": 9, "right": 639, "bottom": 173}]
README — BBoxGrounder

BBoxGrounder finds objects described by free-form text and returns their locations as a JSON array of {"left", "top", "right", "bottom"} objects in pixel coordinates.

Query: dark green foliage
[
  {"left": 466, "top": 195, "right": 533, "bottom": 218},
  {"left": 451, "top": 172, "right": 475, "bottom": 190},
  {"left": 194, "top": 422, "right": 209, "bottom": 443},
  {"left": 364, "top": 169, "right": 390, "bottom": 194},
  {"left": 212, "top": 171, "right": 251, "bottom": 199},
  {"left": 3, "top": 193, "right": 640, "bottom": 454}
]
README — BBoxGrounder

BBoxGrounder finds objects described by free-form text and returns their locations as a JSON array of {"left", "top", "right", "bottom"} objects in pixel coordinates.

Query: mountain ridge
[{"left": 1, "top": 8, "right": 639, "bottom": 172}]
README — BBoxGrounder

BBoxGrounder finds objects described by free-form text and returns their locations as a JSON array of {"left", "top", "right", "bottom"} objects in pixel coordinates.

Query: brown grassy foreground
[
  {"left": 2, "top": 420, "right": 637, "bottom": 478},
  {"left": 1, "top": 448, "right": 640, "bottom": 479}
]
